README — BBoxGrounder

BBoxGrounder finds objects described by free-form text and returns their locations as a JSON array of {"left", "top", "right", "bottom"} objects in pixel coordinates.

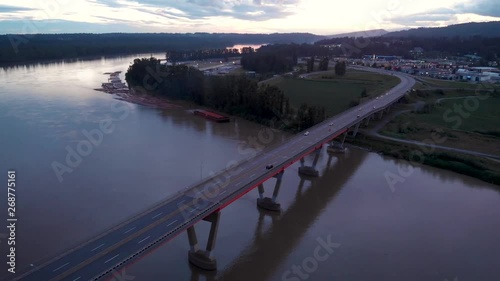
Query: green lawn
[
  {"left": 415, "top": 96, "right": 500, "bottom": 133},
  {"left": 268, "top": 70, "right": 400, "bottom": 116},
  {"left": 417, "top": 77, "right": 500, "bottom": 90}
]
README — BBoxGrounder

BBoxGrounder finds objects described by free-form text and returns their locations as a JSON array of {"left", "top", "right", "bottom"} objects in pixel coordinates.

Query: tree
[
  {"left": 360, "top": 88, "right": 368, "bottom": 98},
  {"left": 307, "top": 57, "right": 315, "bottom": 73},
  {"left": 318, "top": 57, "right": 330, "bottom": 71},
  {"left": 335, "top": 61, "right": 346, "bottom": 76}
]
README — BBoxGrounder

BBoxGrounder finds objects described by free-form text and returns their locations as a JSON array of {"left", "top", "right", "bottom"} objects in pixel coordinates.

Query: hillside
[
  {"left": 385, "top": 21, "right": 500, "bottom": 38},
  {"left": 0, "top": 32, "right": 326, "bottom": 64}
]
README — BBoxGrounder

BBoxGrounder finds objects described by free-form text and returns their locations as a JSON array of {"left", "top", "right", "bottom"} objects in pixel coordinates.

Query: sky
[{"left": 0, "top": 0, "right": 499, "bottom": 35}]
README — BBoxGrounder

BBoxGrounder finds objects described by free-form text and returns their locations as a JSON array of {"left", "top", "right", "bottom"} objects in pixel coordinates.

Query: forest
[
  {"left": 0, "top": 33, "right": 323, "bottom": 64},
  {"left": 240, "top": 44, "right": 330, "bottom": 74},
  {"left": 316, "top": 36, "right": 500, "bottom": 61},
  {"left": 125, "top": 57, "right": 326, "bottom": 131}
]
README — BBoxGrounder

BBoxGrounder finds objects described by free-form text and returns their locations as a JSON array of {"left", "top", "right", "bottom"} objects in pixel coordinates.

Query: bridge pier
[
  {"left": 327, "top": 131, "right": 347, "bottom": 153},
  {"left": 377, "top": 110, "right": 384, "bottom": 120},
  {"left": 187, "top": 211, "right": 221, "bottom": 271},
  {"left": 298, "top": 147, "right": 321, "bottom": 177},
  {"left": 350, "top": 123, "right": 361, "bottom": 137},
  {"left": 364, "top": 115, "right": 372, "bottom": 126},
  {"left": 257, "top": 171, "right": 284, "bottom": 212}
]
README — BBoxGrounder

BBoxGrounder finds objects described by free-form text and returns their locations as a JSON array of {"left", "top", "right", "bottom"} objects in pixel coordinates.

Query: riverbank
[
  {"left": 347, "top": 85, "right": 500, "bottom": 186},
  {"left": 95, "top": 71, "right": 182, "bottom": 109},
  {"left": 347, "top": 132, "right": 500, "bottom": 186}
]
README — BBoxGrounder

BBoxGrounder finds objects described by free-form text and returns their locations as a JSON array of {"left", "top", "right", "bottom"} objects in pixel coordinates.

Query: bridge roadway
[{"left": 13, "top": 68, "right": 415, "bottom": 281}]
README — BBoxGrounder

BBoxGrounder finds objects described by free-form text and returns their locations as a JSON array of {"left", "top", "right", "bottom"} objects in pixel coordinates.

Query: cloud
[
  {"left": 391, "top": 10, "right": 457, "bottom": 27},
  {"left": 94, "top": 0, "right": 300, "bottom": 21},
  {"left": 0, "top": 4, "right": 34, "bottom": 13},
  {"left": 389, "top": 1, "right": 500, "bottom": 29},
  {"left": 0, "top": 19, "right": 142, "bottom": 34},
  {"left": 455, "top": 0, "right": 500, "bottom": 17}
]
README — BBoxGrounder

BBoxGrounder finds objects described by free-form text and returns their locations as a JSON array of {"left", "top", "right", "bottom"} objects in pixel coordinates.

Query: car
[
  {"left": 373, "top": 106, "right": 376, "bottom": 109},
  {"left": 356, "top": 114, "right": 360, "bottom": 118},
  {"left": 266, "top": 164, "right": 274, "bottom": 169},
  {"left": 328, "top": 122, "right": 334, "bottom": 126},
  {"left": 304, "top": 131, "right": 310, "bottom": 136},
  {"left": 358, "top": 108, "right": 362, "bottom": 111},
  {"left": 375, "top": 97, "right": 379, "bottom": 100}
]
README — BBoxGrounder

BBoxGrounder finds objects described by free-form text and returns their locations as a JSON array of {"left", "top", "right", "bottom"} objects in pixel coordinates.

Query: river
[{"left": 0, "top": 54, "right": 499, "bottom": 281}]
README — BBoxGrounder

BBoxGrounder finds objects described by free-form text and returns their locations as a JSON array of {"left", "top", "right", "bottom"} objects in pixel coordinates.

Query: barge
[{"left": 194, "top": 110, "right": 230, "bottom": 123}]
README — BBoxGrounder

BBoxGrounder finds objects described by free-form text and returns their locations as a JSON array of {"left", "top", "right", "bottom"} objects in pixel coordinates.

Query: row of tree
[
  {"left": 125, "top": 57, "right": 326, "bottom": 131},
  {"left": 315, "top": 36, "right": 500, "bottom": 62},
  {"left": 241, "top": 44, "right": 332, "bottom": 74}
]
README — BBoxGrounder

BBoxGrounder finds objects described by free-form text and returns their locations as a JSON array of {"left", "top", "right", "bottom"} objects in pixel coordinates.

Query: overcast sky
[{"left": 1, "top": 0, "right": 499, "bottom": 35}]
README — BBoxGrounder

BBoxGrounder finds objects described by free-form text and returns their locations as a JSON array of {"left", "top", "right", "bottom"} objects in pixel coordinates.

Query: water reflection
[
  {"left": 382, "top": 156, "right": 498, "bottom": 194},
  {"left": 211, "top": 150, "right": 366, "bottom": 281}
]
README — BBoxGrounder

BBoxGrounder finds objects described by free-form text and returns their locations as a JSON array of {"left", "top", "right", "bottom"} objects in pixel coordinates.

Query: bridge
[{"left": 12, "top": 68, "right": 415, "bottom": 281}]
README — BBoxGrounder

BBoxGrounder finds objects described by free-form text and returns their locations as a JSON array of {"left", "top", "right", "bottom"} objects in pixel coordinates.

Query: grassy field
[
  {"left": 416, "top": 77, "right": 481, "bottom": 89},
  {"left": 417, "top": 97, "right": 500, "bottom": 132},
  {"left": 380, "top": 90, "right": 500, "bottom": 155},
  {"left": 265, "top": 70, "right": 400, "bottom": 116},
  {"left": 415, "top": 77, "right": 500, "bottom": 90}
]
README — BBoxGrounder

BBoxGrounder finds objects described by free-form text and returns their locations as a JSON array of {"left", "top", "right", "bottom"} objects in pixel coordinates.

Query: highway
[{"left": 12, "top": 68, "right": 415, "bottom": 281}]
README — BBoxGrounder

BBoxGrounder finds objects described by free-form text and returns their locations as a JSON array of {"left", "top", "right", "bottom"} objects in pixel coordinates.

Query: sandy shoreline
[{"left": 95, "top": 72, "right": 182, "bottom": 109}]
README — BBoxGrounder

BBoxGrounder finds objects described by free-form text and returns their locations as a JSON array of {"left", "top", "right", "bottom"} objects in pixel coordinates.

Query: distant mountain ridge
[
  {"left": 327, "top": 29, "right": 388, "bottom": 38},
  {"left": 384, "top": 21, "right": 500, "bottom": 38}
]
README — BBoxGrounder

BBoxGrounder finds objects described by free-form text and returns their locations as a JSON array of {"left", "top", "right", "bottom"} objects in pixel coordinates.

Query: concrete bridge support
[
  {"left": 298, "top": 146, "right": 321, "bottom": 177},
  {"left": 257, "top": 171, "right": 284, "bottom": 212},
  {"left": 187, "top": 211, "right": 221, "bottom": 271},
  {"left": 327, "top": 131, "right": 347, "bottom": 153},
  {"left": 350, "top": 123, "right": 361, "bottom": 137},
  {"left": 377, "top": 110, "right": 384, "bottom": 120},
  {"left": 364, "top": 115, "right": 372, "bottom": 126}
]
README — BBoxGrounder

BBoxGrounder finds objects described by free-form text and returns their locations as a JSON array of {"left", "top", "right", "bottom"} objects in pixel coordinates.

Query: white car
[
  {"left": 373, "top": 106, "right": 376, "bottom": 109},
  {"left": 328, "top": 122, "right": 334, "bottom": 126},
  {"left": 304, "top": 131, "right": 310, "bottom": 136}
]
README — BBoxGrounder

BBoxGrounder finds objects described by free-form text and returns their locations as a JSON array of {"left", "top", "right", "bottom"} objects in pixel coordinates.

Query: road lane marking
[
  {"left": 178, "top": 200, "right": 186, "bottom": 206},
  {"left": 167, "top": 220, "right": 178, "bottom": 227},
  {"left": 124, "top": 226, "right": 136, "bottom": 234},
  {"left": 104, "top": 254, "right": 119, "bottom": 264},
  {"left": 250, "top": 173, "right": 256, "bottom": 178},
  {"left": 152, "top": 212, "right": 163, "bottom": 219},
  {"left": 72, "top": 277, "right": 81, "bottom": 281},
  {"left": 220, "top": 190, "right": 227, "bottom": 196},
  {"left": 91, "top": 243, "right": 105, "bottom": 252},
  {"left": 190, "top": 208, "right": 197, "bottom": 213},
  {"left": 53, "top": 262, "right": 69, "bottom": 272},
  {"left": 138, "top": 236, "right": 150, "bottom": 244}
]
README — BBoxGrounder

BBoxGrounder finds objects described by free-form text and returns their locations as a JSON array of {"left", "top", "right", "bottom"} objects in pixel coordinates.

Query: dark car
[{"left": 266, "top": 164, "right": 274, "bottom": 169}]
